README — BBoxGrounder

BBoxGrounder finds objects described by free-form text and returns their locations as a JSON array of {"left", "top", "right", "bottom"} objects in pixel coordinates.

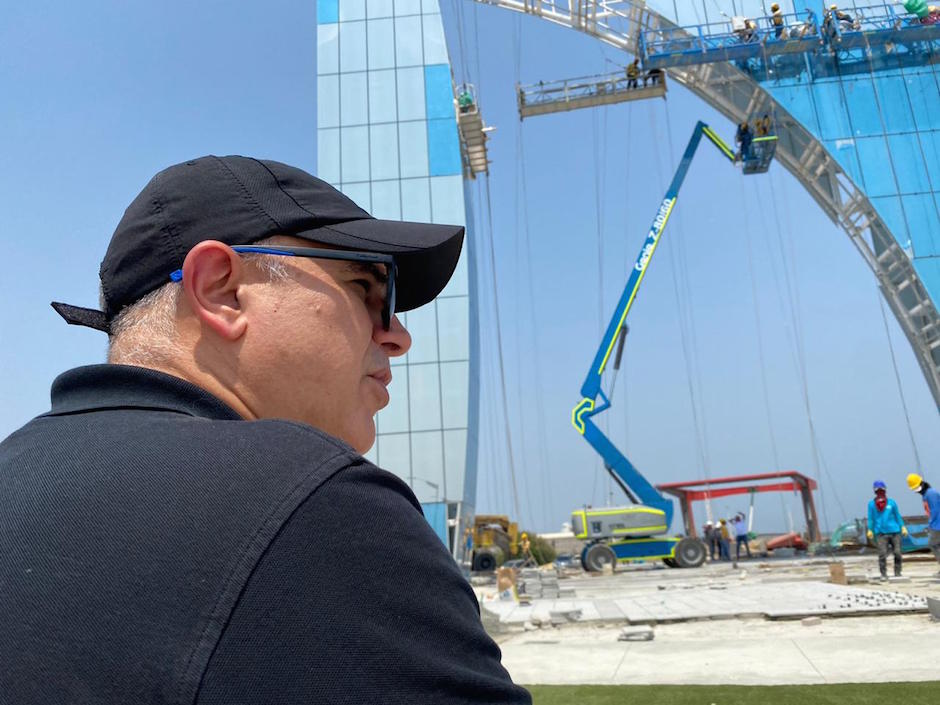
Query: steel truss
[{"left": 469, "top": 0, "right": 940, "bottom": 410}]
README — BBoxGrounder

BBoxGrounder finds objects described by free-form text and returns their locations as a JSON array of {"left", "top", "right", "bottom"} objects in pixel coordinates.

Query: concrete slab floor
[
  {"left": 478, "top": 554, "right": 940, "bottom": 685},
  {"left": 498, "top": 614, "right": 940, "bottom": 685}
]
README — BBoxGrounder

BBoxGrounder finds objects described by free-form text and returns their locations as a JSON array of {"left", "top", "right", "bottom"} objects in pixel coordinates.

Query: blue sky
[{"left": 2, "top": 1, "right": 938, "bottom": 536}]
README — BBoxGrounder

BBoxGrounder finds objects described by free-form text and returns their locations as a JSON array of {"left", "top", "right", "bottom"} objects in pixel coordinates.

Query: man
[
  {"left": 627, "top": 58, "right": 640, "bottom": 89},
  {"left": 0, "top": 155, "right": 531, "bottom": 704},
  {"left": 908, "top": 473, "right": 940, "bottom": 573},
  {"left": 718, "top": 519, "right": 732, "bottom": 561},
  {"left": 770, "top": 3, "right": 785, "bottom": 38},
  {"left": 735, "top": 121, "right": 753, "bottom": 162},
  {"left": 866, "top": 480, "right": 907, "bottom": 579},
  {"left": 733, "top": 513, "right": 752, "bottom": 561},
  {"left": 703, "top": 520, "right": 717, "bottom": 561}
]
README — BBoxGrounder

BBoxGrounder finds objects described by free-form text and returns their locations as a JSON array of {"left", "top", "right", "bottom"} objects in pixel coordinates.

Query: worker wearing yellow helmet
[
  {"left": 908, "top": 473, "right": 940, "bottom": 571},
  {"left": 770, "top": 3, "right": 785, "bottom": 38}
]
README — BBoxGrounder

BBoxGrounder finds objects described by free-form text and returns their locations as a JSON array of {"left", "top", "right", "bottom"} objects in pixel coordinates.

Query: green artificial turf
[{"left": 526, "top": 682, "right": 938, "bottom": 705}]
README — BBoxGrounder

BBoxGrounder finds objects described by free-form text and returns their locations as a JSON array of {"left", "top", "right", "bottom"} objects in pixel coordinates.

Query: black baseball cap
[{"left": 52, "top": 155, "right": 464, "bottom": 333}]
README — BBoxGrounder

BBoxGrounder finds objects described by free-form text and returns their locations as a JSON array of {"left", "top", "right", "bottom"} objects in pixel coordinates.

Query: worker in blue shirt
[
  {"left": 908, "top": 473, "right": 940, "bottom": 572},
  {"left": 867, "top": 480, "right": 907, "bottom": 579}
]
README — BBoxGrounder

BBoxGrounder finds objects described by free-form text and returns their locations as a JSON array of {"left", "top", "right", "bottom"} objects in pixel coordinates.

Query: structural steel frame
[{"left": 469, "top": 0, "right": 940, "bottom": 411}]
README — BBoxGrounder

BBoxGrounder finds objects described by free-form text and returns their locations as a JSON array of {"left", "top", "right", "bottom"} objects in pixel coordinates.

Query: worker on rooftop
[
  {"left": 867, "top": 480, "right": 907, "bottom": 580},
  {"left": 718, "top": 519, "right": 732, "bottom": 561},
  {"left": 908, "top": 473, "right": 940, "bottom": 574},
  {"left": 704, "top": 520, "right": 718, "bottom": 561},
  {"left": 770, "top": 3, "right": 786, "bottom": 38}
]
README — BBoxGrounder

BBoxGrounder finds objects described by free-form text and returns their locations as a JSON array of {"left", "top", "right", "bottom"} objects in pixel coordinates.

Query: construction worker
[
  {"left": 733, "top": 513, "right": 752, "bottom": 561},
  {"left": 627, "top": 58, "right": 640, "bottom": 89},
  {"left": 718, "top": 519, "right": 732, "bottom": 561},
  {"left": 770, "top": 3, "right": 785, "bottom": 38},
  {"left": 704, "top": 521, "right": 718, "bottom": 560},
  {"left": 457, "top": 87, "right": 475, "bottom": 114},
  {"left": 908, "top": 473, "right": 940, "bottom": 571},
  {"left": 866, "top": 480, "right": 907, "bottom": 579},
  {"left": 520, "top": 532, "right": 533, "bottom": 564},
  {"left": 735, "top": 121, "right": 753, "bottom": 162}
]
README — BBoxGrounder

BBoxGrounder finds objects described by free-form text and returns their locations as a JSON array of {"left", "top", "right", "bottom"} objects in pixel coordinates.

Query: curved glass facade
[
  {"left": 648, "top": 0, "right": 940, "bottom": 310},
  {"left": 316, "top": 0, "right": 478, "bottom": 557}
]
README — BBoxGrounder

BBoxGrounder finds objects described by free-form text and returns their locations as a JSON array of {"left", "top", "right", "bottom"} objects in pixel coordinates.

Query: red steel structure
[{"left": 656, "top": 471, "right": 821, "bottom": 543}]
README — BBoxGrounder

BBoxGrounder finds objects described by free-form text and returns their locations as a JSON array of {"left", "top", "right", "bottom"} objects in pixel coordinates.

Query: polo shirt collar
[{"left": 44, "top": 364, "right": 244, "bottom": 420}]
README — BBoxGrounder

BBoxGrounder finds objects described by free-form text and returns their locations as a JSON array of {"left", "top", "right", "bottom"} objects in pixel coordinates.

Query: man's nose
[{"left": 374, "top": 314, "right": 411, "bottom": 357}]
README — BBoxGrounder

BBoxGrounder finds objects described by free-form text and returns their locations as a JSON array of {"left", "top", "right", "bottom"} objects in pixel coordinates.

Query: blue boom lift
[{"left": 571, "top": 120, "right": 774, "bottom": 572}]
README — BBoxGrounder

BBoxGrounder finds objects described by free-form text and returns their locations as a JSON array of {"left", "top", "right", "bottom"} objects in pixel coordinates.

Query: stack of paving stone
[{"left": 517, "top": 568, "right": 561, "bottom": 600}]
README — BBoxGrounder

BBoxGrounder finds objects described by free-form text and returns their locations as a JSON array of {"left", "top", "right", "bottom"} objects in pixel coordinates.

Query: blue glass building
[{"left": 316, "top": 0, "right": 479, "bottom": 557}]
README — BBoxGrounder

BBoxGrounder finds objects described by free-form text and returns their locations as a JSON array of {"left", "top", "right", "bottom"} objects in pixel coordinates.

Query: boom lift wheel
[
  {"left": 674, "top": 537, "right": 707, "bottom": 568},
  {"left": 583, "top": 543, "right": 617, "bottom": 572},
  {"left": 662, "top": 557, "right": 679, "bottom": 568}
]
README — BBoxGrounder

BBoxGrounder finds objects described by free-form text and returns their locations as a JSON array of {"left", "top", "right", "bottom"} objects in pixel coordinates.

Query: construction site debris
[{"left": 618, "top": 625, "right": 655, "bottom": 641}]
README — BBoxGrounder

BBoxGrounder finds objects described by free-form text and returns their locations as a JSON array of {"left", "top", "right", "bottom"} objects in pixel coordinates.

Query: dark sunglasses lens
[{"left": 384, "top": 267, "right": 397, "bottom": 331}]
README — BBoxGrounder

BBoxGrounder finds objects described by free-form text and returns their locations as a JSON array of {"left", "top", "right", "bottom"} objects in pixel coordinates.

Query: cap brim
[{"left": 294, "top": 218, "right": 464, "bottom": 312}]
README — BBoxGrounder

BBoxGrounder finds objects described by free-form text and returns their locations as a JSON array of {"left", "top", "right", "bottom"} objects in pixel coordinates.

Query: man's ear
[{"left": 180, "top": 241, "right": 248, "bottom": 341}]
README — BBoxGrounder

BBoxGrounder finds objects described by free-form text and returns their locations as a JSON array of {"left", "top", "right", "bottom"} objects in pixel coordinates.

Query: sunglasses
[{"left": 170, "top": 245, "right": 398, "bottom": 331}]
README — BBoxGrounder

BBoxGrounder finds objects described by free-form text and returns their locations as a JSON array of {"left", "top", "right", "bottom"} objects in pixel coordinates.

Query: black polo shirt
[{"left": 0, "top": 365, "right": 530, "bottom": 704}]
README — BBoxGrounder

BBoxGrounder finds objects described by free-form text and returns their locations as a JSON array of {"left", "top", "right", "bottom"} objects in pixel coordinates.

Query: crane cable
[
  {"left": 877, "top": 291, "right": 924, "bottom": 471},
  {"left": 511, "top": 15, "right": 556, "bottom": 528}
]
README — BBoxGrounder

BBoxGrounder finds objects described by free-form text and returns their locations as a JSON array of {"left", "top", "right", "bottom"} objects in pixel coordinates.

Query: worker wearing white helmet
[{"left": 908, "top": 473, "right": 940, "bottom": 571}]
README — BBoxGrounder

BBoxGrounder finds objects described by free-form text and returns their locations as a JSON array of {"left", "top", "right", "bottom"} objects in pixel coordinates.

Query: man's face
[{"left": 239, "top": 237, "right": 411, "bottom": 452}]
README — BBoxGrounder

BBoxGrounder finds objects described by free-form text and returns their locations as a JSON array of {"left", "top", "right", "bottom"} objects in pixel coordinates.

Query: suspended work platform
[
  {"left": 640, "top": 3, "right": 940, "bottom": 74},
  {"left": 517, "top": 68, "right": 666, "bottom": 120},
  {"left": 455, "top": 84, "right": 494, "bottom": 179}
]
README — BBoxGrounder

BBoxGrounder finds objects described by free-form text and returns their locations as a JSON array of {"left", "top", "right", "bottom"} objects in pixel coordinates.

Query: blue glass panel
[
  {"left": 317, "top": 128, "right": 341, "bottom": 184},
  {"left": 842, "top": 77, "right": 882, "bottom": 137},
  {"left": 437, "top": 299, "right": 469, "bottom": 360},
  {"left": 340, "top": 181, "right": 371, "bottom": 212},
  {"left": 367, "top": 0, "right": 394, "bottom": 18},
  {"left": 887, "top": 133, "right": 931, "bottom": 194},
  {"left": 908, "top": 71, "right": 940, "bottom": 132},
  {"left": 921, "top": 130, "right": 940, "bottom": 188},
  {"left": 421, "top": 501, "right": 448, "bottom": 543},
  {"left": 340, "top": 126, "right": 370, "bottom": 182},
  {"left": 377, "top": 431, "right": 410, "bottom": 471},
  {"left": 422, "top": 14, "right": 448, "bottom": 64},
  {"left": 340, "top": 71, "right": 368, "bottom": 126},
  {"left": 318, "top": 0, "right": 339, "bottom": 23},
  {"left": 378, "top": 368, "right": 409, "bottom": 432},
  {"left": 397, "top": 67, "right": 426, "bottom": 121},
  {"left": 317, "top": 24, "right": 339, "bottom": 75},
  {"left": 429, "top": 174, "right": 464, "bottom": 224},
  {"left": 443, "top": 430, "right": 468, "bottom": 502},
  {"left": 427, "top": 118, "right": 461, "bottom": 176},
  {"left": 367, "top": 18, "right": 395, "bottom": 70},
  {"left": 812, "top": 81, "right": 852, "bottom": 140},
  {"left": 409, "top": 364, "right": 442, "bottom": 430},
  {"left": 368, "top": 69, "right": 397, "bottom": 124},
  {"left": 339, "top": 21, "right": 367, "bottom": 73},
  {"left": 371, "top": 179, "right": 401, "bottom": 220},
  {"left": 767, "top": 84, "right": 819, "bottom": 136},
  {"left": 395, "top": 16, "right": 423, "bottom": 67},
  {"left": 339, "top": 0, "right": 366, "bottom": 21},
  {"left": 400, "top": 177, "right": 431, "bottom": 220},
  {"left": 422, "top": 0, "right": 441, "bottom": 13},
  {"left": 875, "top": 75, "right": 916, "bottom": 134},
  {"left": 406, "top": 304, "right": 438, "bottom": 363},
  {"left": 317, "top": 74, "right": 339, "bottom": 129},
  {"left": 871, "top": 195, "right": 909, "bottom": 243},
  {"left": 913, "top": 258, "right": 940, "bottom": 313},
  {"left": 903, "top": 193, "right": 940, "bottom": 257},
  {"left": 370, "top": 123, "right": 400, "bottom": 180},
  {"left": 394, "top": 0, "right": 422, "bottom": 15},
  {"left": 441, "top": 361, "right": 469, "bottom": 428},
  {"left": 855, "top": 137, "right": 896, "bottom": 197},
  {"left": 399, "top": 121, "right": 429, "bottom": 177},
  {"left": 424, "top": 64, "right": 453, "bottom": 120},
  {"left": 826, "top": 138, "right": 863, "bottom": 187}
]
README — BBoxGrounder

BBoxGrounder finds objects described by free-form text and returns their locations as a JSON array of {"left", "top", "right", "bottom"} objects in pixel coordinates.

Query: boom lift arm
[{"left": 570, "top": 121, "right": 745, "bottom": 571}]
